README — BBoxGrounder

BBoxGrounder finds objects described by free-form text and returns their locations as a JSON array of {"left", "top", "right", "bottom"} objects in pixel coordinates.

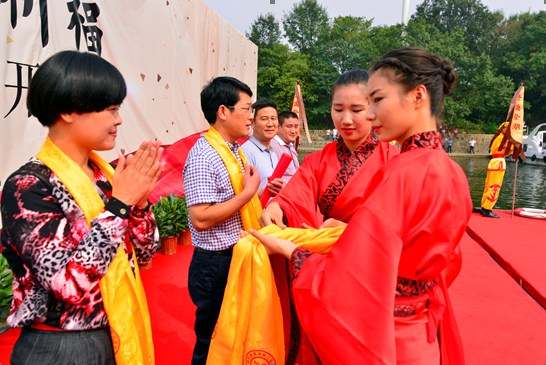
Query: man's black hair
[
  {"left": 27, "top": 51, "right": 127, "bottom": 126},
  {"left": 278, "top": 110, "right": 298, "bottom": 126},
  {"left": 200, "top": 76, "right": 253, "bottom": 125},
  {"left": 252, "top": 99, "right": 277, "bottom": 120}
]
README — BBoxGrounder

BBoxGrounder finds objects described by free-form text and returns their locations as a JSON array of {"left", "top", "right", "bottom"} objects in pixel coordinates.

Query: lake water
[{"left": 298, "top": 153, "right": 546, "bottom": 210}]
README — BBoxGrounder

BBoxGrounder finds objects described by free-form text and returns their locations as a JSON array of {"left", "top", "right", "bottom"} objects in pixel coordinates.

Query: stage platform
[
  {"left": 450, "top": 233, "right": 546, "bottom": 364},
  {"left": 466, "top": 210, "right": 546, "bottom": 309},
  {"left": 1, "top": 218, "right": 546, "bottom": 364}
]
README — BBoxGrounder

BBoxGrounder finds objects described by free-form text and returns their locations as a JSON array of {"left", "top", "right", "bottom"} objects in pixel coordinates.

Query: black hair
[
  {"left": 200, "top": 76, "right": 253, "bottom": 125},
  {"left": 252, "top": 99, "right": 277, "bottom": 120},
  {"left": 331, "top": 69, "right": 369, "bottom": 98},
  {"left": 27, "top": 51, "right": 127, "bottom": 126},
  {"left": 370, "top": 47, "right": 456, "bottom": 118},
  {"left": 278, "top": 111, "right": 298, "bottom": 126}
]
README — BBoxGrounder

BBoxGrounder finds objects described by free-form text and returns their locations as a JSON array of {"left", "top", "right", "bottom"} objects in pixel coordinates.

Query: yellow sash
[
  {"left": 37, "top": 136, "right": 154, "bottom": 365},
  {"left": 203, "top": 126, "right": 262, "bottom": 230},
  {"left": 203, "top": 127, "right": 344, "bottom": 364}
]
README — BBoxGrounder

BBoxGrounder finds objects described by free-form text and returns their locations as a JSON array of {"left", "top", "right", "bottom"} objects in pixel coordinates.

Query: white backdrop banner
[{"left": 0, "top": 0, "right": 258, "bottom": 191}]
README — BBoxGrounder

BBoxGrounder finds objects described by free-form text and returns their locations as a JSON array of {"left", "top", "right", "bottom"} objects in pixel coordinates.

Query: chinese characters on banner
[
  {"left": 509, "top": 86, "right": 524, "bottom": 144},
  {"left": 1, "top": 0, "right": 258, "bottom": 189},
  {"left": 3, "top": 1, "right": 103, "bottom": 118},
  {"left": 67, "top": 0, "right": 103, "bottom": 55}
]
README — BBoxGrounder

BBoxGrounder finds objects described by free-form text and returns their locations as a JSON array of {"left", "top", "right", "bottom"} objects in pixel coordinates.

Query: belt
[
  {"left": 30, "top": 322, "right": 109, "bottom": 332},
  {"left": 492, "top": 154, "right": 505, "bottom": 158},
  {"left": 194, "top": 246, "right": 233, "bottom": 256}
]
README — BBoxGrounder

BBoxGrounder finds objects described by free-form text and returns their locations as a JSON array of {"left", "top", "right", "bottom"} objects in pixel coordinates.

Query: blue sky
[{"left": 203, "top": 0, "right": 545, "bottom": 37}]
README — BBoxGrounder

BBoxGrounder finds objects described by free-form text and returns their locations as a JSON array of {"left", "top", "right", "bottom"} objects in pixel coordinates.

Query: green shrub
[
  {"left": 0, "top": 254, "right": 14, "bottom": 324},
  {"left": 151, "top": 194, "right": 189, "bottom": 238}
]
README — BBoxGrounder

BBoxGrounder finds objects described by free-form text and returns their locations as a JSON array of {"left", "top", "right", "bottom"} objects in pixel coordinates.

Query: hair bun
[{"left": 441, "top": 59, "right": 456, "bottom": 94}]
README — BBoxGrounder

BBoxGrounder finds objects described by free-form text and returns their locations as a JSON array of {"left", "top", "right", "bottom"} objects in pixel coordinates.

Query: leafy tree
[
  {"left": 246, "top": 13, "right": 282, "bottom": 50},
  {"left": 315, "top": 16, "right": 375, "bottom": 73},
  {"left": 256, "top": 43, "right": 317, "bottom": 112},
  {"left": 282, "top": 0, "right": 330, "bottom": 55},
  {"left": 412, "top": 0, "right": 504, "bottom": 56},
  {"left": 306, "top": 16, "right": 375, "bottom": 127},
  {"left": 491, "top": 11, "right": 546, "bottom": 128}
]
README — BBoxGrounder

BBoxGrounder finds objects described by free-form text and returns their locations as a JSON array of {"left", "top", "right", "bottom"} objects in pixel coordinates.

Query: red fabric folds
[
  {"left": 291, "top": 146, "right": 472, "bottom": 364},
  {"left": 270, "top": 139, "right": 399, "bottom": 228}
]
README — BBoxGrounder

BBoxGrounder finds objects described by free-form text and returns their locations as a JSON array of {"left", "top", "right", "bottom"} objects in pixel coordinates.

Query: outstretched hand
[
  {"left": 242, "top": 228, "right": 298, "bottom": 259},
  {"left": 112, "top": 139, "right": 165, "bottom": 208}
]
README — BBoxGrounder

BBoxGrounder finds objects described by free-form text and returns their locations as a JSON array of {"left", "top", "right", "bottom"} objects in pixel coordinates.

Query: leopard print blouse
[{"left": 0, "top": 158, "right": 159, "bottom": 330}]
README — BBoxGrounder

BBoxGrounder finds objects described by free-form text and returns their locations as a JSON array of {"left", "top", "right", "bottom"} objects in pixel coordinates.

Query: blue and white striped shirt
[{"left": 183, "top": 135, "right": 245, "bottom": 251}]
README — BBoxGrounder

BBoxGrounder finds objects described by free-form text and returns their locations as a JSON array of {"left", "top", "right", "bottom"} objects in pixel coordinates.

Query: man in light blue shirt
[{"left": 241, "top": 99, "right": 284, "bottom": 198}]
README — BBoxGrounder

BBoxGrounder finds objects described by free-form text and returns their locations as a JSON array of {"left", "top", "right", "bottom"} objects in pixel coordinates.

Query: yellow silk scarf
[
  {"left": 207, "top": 223, "right": 345, "bottom": 365},
  {"left": 37, "top": 136, "right": 154, "bottom": 365},
  {"left": 203, "top": 126, "right": 262, "bottom": 230}
]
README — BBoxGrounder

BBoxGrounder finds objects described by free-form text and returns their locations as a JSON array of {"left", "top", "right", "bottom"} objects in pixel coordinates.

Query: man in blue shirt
[
  {"left": 183, "top": 77, "right": 261, "bottom": 365},
  {"left": 241, "top": 99, "right": 284, "bottom": 198}
]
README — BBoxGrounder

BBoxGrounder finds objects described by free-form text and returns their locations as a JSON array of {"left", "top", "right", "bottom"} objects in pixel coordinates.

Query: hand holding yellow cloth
[{"left": 207, "top": 224, "right": 345, "bottom": 365}]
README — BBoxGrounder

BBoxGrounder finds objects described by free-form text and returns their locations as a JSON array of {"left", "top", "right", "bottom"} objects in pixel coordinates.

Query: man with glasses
[
  {"left": 241, "top": 99, "right": 284, "bottom": 198},
  {"left": 183, "top": 77, "right": 261, "bottom": 365},
  {"left": 270, "top": 111, "right": 300, "bottom": 184}
]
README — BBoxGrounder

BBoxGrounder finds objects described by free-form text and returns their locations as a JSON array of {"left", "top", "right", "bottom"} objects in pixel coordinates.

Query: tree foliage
[
  {"left": 250, "top": 0, "right": 545, "bottom": 131},
  {"left": 412, "top": 0, "right": 504, "bottom": 56},
  {"left": 246, "top": 13, "right": 282, "bottom": 50},
  {"left": 282, "top": 0, "right": 329, "bottom": 54}
]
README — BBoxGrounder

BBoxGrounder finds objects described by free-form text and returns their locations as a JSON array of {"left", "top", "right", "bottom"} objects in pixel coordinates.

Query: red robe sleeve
[
  {"left": 269, "top": 148, "right": 328, "bottom": 228},
  {"left": 291, "top": 149, "right": 472, "bottom": 365}
]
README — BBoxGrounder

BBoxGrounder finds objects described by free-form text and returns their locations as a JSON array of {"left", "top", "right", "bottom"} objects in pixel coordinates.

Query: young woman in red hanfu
[
  {"left": 259, "top": 69, "right": 399, "bottom": 365},
  {"left": 248, "top": 47, "right": 472, "bottom": 365},
  {"left": 260, "top": 69, "right": 399, "bottom": 230}
]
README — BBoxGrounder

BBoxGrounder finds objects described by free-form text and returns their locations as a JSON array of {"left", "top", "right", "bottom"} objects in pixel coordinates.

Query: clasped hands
[{"left": 111, "top": 140, "right": 165, "bottom": 209}]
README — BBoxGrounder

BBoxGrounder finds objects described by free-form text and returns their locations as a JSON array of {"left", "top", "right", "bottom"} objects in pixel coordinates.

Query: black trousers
[
  {"left": 11, "top": 326, "right": 115, "bottom": 365},
  {"left": 188, "top": 249, "right": 232, "bottom": 365},
  {"left": 470, "top": 146, "right": 475, "bottom": 154}
]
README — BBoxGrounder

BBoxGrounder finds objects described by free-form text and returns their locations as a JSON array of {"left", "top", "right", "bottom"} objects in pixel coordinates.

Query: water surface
[{"left": 298, "top": 152, "right": 546, "bottom": 210}]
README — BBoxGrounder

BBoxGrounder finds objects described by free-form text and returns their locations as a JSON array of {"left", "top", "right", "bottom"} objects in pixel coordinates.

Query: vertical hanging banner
[
  {"left": 500, "top": 83, "right": 526, "bottom": 161},
  {"left": 290, "top": 81, "right": 312, "bottom": 148},
  {"left": 0, "top": 0, "right": 258, "bottom": 190}
]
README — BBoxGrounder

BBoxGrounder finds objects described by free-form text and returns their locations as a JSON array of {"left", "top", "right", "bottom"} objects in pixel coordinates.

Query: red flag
[{"left": 291, "top": 81, "right": 312, "bottom": 150}]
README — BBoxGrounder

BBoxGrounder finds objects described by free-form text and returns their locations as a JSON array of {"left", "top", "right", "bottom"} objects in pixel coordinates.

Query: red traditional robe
[
  {"left": 290, "top": 131, "right": 472, "bottom": 365},
  {"left": 268, "top": 132, "right": 399, "bottom": 365},
  {"left": 270, "top": 132, "right": 400, "bottom": 228}
]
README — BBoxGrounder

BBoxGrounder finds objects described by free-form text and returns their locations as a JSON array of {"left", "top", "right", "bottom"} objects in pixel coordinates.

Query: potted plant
[
  {"left": 152, "top": 194, "right": 188, "bottom": 255},
  {"left": 176, "top": 196, "right": 191, "bottom": 246}
]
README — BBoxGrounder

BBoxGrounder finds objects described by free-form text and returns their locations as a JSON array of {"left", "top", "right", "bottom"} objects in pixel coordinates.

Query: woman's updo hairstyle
[
  {"left": 331, "top": 69, "right": 369, "bottom": 99},
  {"left": 370, "top": 47, "right": 456, "bottom": 118}
]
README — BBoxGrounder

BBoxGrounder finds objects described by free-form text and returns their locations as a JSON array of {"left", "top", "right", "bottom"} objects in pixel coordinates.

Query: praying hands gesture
[{"left": 112, "top": 139, "right": 164, "bottom": 208}]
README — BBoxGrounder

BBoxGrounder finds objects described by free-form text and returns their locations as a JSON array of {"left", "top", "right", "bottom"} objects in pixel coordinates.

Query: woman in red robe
[
  {"left": 259, "top": 70, "right": 399, "bottom": 364},
  {"left": 260, "top": 70, "right": 399, "bottom": 230},
  {"left": 249, "top": 48, "right": 472, "bottom": 365}
]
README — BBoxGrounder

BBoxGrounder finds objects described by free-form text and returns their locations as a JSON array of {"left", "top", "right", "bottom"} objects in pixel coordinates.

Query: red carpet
[
  {"left": 450, "top": 233, "right": 546, "bottom": 364},
  {"left": 2, "top": 229, "right": 546, "bottom": 364},
  {"left": 0, "top": 245, "right": 197, "bottom": 365},
  {"left": 139, "top": 245, "right": 196, "bottom": 364},
  {"left": 466, "top": 210, "right": 546, "bottom": 308}
]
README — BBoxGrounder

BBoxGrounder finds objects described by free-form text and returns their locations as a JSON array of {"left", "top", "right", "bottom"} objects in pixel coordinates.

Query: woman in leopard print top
[{"left": 1, "top": 51, "right": 163, "bottom": 364}]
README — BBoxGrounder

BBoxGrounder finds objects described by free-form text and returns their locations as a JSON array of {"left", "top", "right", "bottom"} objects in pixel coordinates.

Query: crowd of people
[{"left": 1, "top": 46, "right": 472, "bottom": 365}]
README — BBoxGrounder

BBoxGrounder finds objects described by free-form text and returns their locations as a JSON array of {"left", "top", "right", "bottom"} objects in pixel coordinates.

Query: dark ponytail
[{"left": 370, "top": 47, "right": 456, "bottom": 118}]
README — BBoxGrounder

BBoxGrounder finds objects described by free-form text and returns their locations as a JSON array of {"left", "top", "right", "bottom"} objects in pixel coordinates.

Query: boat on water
[{"left": 514, "top": 123, "right": 546, "bottom": 166}]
